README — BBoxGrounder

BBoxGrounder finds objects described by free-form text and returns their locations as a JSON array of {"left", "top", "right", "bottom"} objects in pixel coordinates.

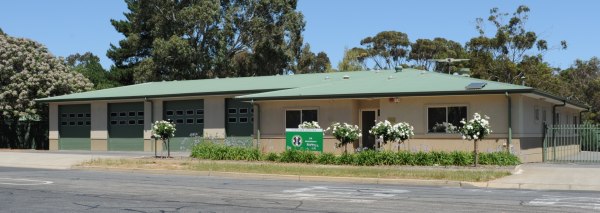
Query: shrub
[
  {"left": 450, "top": 151, "right": 473, "bottom": 166},
  {"left": 317, "top": 153, "right": 337, "bottom": 164},
  {"left": 264, "top": 152, "right": 280, "bottom": 162},
  {"left": 336, "top": 153, "right": 355, "bottom": 165},
  {"left": 279, "top": 150, "right": 317, "bottom": 164},
  {"left": 191, "top": 142, "right": 260, "bottom": 161}
]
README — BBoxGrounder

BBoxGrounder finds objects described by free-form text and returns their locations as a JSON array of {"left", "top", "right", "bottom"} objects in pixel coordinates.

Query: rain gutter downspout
[
  {"left": 505, "top": 92, "right": 512, "bottom": 153},
  {"left": 579, "top": 108, "right": 589, "bottom": 125},
  {"left": 551, "top": 100, "right": 566, "bottom": 161},
  {"left": 252, "top": 100, "right": 260, "bottom": 149}
]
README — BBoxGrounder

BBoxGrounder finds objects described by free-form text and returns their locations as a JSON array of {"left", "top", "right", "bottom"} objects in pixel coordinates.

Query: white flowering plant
[
  {"left": 458, "top": 113, "right": 492, "bottom": 167},
  {"left": 152, "top": 120, "right": 176, "bottom": 140},
  {"left": 298, "top": 121, "right": 321, "bottom": 129},
  {"left": 431, "top": 122, "right": 458, "bottom": 133},
  {"left": 326, "top": 122, "right": 362, "bottom": 149},
  {"left": 369, "top": 120, "right": 414, "bottom": 145},
  {"left": 458, "top": 113, "right": 491, "bottom": 141}
]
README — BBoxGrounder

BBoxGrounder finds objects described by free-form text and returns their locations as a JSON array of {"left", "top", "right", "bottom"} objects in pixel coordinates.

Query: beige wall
[
  {"left": 91, "top": 139, "right": 108, "bottom": 151},
  {"left": 49, "top": 139, "right": 58, "bottom": 151},
  {"left": 204, "top": 96, "right": 226, "bottom": 138},
  {"left": 49, "top": 103, "right": 59, "bottom": 140},
  {"left": 90, "top": 102, "right": 108, "bottom": 140},
  {"left": 257, "top": 99, "right": 358, "bottom": 136}
]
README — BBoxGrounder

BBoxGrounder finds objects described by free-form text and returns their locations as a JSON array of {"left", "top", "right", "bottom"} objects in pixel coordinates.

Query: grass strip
[{"left": 80, "top": 158, "right": 511, "bottom": 182}]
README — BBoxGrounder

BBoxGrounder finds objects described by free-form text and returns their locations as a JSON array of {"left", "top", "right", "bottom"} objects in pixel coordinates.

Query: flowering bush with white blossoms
[
  {"left": 152, "top": 120, "right": 176, "bottom": 140},
  {"left": 298, "top": 121, "right": 321, "bottom": 129},
  {"left": 326, "top": 122, "right": 362, "bottom": 148},
  {"left": 458, "top": 113, "right": 492, "bottom": 141},
  {"left": 369, "top": 120, "right": 414, "bottom": 144}
]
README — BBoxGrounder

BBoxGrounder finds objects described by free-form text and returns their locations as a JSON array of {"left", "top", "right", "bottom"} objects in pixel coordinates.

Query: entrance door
[{"left": 361, "top": 110, "right": 376, "bottom": 149}]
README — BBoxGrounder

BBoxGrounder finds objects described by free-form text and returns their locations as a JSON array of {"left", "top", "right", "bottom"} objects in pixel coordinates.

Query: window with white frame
[
  {"left": 427, "top": 106, "right": 467, "bottom": 133},
  {"left": 285, "top": 109, "right": 318, "bottom": 128}
]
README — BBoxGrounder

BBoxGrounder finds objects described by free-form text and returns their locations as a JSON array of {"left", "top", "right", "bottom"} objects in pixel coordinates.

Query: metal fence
[{"left": 543, "top": 124, "right": 600, "bottom": 163}]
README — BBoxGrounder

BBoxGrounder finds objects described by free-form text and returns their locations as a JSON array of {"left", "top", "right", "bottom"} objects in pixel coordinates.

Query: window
[
  {"left": 137, "top": 111, "right": 144, "bottom": 116},
  {"left": 69, "top": 121, "right": 75, "bottom": 126},
  {"left": 77, "top": 121, "right": 84, "bottom": 126},
  {"left": 166, "top": 111, "right": 174, "bottom": 116},
  {"left": 110, "top": 112, "right": 117, "bottom": 117},
  {"left": 239, "top": 108, "right": 248, "bottom": 114},
  {"left": 285, "top": 109, "right": 318, "bottom": 128},
  {"left": 427, "top": 106, "right": 467, "bottom": 133},
  {"left": 186, "top": 110, "right": 194, "bottom": 115},
  {"left": 186, "top": 118, "right": 194, "bottom": 124},
  {"left": 176, "top": 110, "right": 184, "bottom": 116},
  {"left": 69, "top": 114, "right": 76, "bottom": 118},
  {"left": 534, "top": 107, "right": 540, "bottom": 122},
  {"left": 228, "top": 108, "right": 237, "bottom": 114},
  {"left": 138, "top": 120, "right": 144, "bottom": 125},
  {"left": 85, "top": 121, "right": 91, "bottom": 126},
  {"left": 61, "top": 114, "right": 67, "bottom": 118},
  {"left": 542, "top": 108, "right": 547, "bottom": 123},
  {"left": 119, "top": 112, "right": 126, "bottom": 117},
  {"left": 85, "top": 113, "right": 91, "bottom": 118},
  {"left": 110, "top": 120, "right": 118, "bottom": 125},
  {"left": 196, "top": 118, "right": 204, "bottom": 124},
  {"left": 119, "top": 120, "right": 126, "bottom": 125},
  {"left": 228, "top": 117, "right": 237, "bottom": 123},
  {"left": 128, "top": 111, "right": 136, "bottom": 117},
  {"left": 78, "top": 113, "right": 84, "bottom": 118},
  {"left": 176, "top": 119, "right": 184, "bottom": 124},
  {"left": 239, "top": 117, "right": 248, "bottom": 123},
  {"left": 128, "top": 120, "right": 136, "bottom": 125},
  {"left": 196, "top": 109, "right": 204, "bottom": 115}
]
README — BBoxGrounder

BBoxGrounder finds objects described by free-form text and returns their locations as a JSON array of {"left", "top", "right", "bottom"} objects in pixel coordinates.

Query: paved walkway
[
  {"left": 0, "top": 150, "right": 190, "bottom": 169},
  {"left": 480, "top": 163, "right": 600, "bottom": 191}
]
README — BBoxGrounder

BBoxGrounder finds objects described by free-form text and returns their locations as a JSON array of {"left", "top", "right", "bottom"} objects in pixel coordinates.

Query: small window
[
  {"left": 138, "top": 120, "right": 144, "bottom": 125},
  {"left": 77, "top": 121, "right": 84, "bottom": 125},
  {"left": 119, "top": 112, "right": 126, "bottom": 117},
  {"left": 534, "top": 108, "right": 540, "bottom": 121},
  {"left": 196, "top": 118, "right": 204, "bottom": 124},
  {"left": 176, "top": 119, "right": 184, "bottom": 124},
  {"left": 128, "top": 120, "right": 136, "bottom": 125},
  {"left": 239, "top": 108, "right": 248, "bottom": 114},
  {"left": 69, "top": 121, "right": 75, "bottom": 126},
  {"left": 119, "top": 120, "right": 126, "bottom": 125},
  {"left": 137, "top": 111, "right": 144, "bottom": 116},
  {"left": 228, "top": 117, "right": 237, "bottom": 123},
  {"left": 196, "top": 109, "right": 204, "bottom": 115},
  {"left": 61, "top": 114, "right": 67, "bottom": 118},
  {"left": 77, "top": 113, "right": 84, "bottom": 118},
  {"left": 110, "top": 120, "right": 118, "bottom": 125},
  {"left": 176, "top": 110, "right": 184, "bottom": 116},
  {"left": 166, "top": 111, "right": 174, "bottom": 116},
  {"left": 85, "top": 121, "right": 91, "bottom": 126},
  {"left": 110, "top": 112, "right": 118, "bottom": 117},
  {"left": 186, "top": 118, "right": 194, "bottom": 124},
  {"left": 128, "top": 111, "right": 136, "bottom": 117},
  {"left": 542, "top": 109, "right": 547, "bottom": 122},
  {"left": 228, "top": 108, "right": 237, "bottom": 114},
  {"left": 69, "top": 114, "right": 76, "bottom": 118},
  {"left": 186, "top": 110, "right": 194, "bottom": 115},
  {"left": 239, "top": 117, "right": 248, "bottom": 123},
  {"left": 251, "top": 108, "right": 254, "bottom": 113},
  {"left": 61, "top": 121, "right": 67, "bottom": 126},
  {"left": 85, "top": 113, "right": 91, "bottom": 118}
]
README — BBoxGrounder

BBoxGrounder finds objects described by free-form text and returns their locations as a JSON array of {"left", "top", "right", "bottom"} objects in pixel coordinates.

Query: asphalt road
[{"left": 1, "top": 167, "right": 599, "bottom": 212}]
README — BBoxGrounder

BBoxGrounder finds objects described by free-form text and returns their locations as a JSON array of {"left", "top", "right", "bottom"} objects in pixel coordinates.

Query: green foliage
[
  {"left": 337, "top": 47, "right": 368, "bottom": 71},
  {"left": 191, "top": 143, "right": 519, "bottom": 166},
  {"left": 296, "top": 44, "right": 332, "bottom": 74},
  {"left": 360, "top": 31, "right": 410, "bottom": 69},
  {"left": 108, "top": 0, "right": 307, "bottom": 83},
  {"left": 65, "top": 52, "right": 120, "bottom": 90}
]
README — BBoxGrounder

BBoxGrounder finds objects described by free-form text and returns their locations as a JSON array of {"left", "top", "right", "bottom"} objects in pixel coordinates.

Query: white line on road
[
  {"left": 273, "top": 186, "right": 409, "bottom": 203},
  {"left": 0, "top": 178, "right": 53, "bottom": 186},
  {"left": 528, "top": 195, "right": 600, "bottom": 210}
]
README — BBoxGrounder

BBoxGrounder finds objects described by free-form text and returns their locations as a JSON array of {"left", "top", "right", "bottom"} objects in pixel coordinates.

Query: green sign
[{"left": 285, "top": 128, "right": 323, "bottom": 152}]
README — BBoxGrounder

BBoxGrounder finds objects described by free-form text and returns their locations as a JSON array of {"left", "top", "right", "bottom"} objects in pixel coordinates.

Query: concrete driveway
[
  {"left": 484, "top": 163, "right": 600, "bottom": 191},
  {"left": 0, "top": 150, "right": 189, "bottom": 169}
]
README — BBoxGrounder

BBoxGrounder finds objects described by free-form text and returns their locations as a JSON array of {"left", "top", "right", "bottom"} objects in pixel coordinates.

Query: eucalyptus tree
[{"left": 360, "top": 31, "right": 410, "bottom": 69}]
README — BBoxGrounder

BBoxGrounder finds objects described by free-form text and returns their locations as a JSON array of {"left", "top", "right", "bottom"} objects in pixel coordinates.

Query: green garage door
[
  {"left": 59, "top": 104, "right": 91, "bottom": 150},
  {"left": 226, "top": 98, "right": 253, "bottom": 137},
  {"left": 164, "top": 100, "right": 204, "bottom": 151},
  {"left": 108, "top": 102, "right": 144, "bottom": 151}
]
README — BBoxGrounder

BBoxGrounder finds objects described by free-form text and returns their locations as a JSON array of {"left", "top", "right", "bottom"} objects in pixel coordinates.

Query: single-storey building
[{"left": 37, "top": 68, "right": 587, "bottom": 162}]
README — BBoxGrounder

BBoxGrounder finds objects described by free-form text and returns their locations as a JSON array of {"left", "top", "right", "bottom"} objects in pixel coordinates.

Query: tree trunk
[
  {"left": 474, "top": 140, "right": 479, "bottom": 167},
  {"left": 344, "top": 142, "right": 348, "bottom": 154}
]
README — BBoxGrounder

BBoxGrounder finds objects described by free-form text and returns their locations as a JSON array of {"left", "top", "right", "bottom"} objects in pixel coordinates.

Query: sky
[{"left": 1, "top": 0, "right": 598, "bottom": 70}]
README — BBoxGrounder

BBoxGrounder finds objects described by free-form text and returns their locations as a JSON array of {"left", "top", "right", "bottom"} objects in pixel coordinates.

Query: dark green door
[
  {"left": 59, "top": 104, "right": 91, "bottom": 150},
  {"left": 164, "top": 99, "right": 204, "bottom": 151},
  {"left": 108, "top": 102, "right": 144, "bottom": 151},
  {"left": 225, "top": 98, "right": 253, "bottom": 137}
]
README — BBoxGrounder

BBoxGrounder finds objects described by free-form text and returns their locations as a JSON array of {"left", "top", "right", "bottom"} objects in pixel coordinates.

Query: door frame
[{"left": 359, "top": 109, "right": 378, "bottom": 148}]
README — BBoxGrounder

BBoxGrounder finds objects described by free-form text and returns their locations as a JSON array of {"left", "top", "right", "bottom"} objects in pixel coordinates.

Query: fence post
[{"left": 542, "top": 123, "right": 547, "bottom": 162}]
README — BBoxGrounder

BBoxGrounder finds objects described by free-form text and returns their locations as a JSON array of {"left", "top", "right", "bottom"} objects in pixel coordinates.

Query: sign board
[{"left": 285, "top": 128, "right": 323, "bottom": 152}]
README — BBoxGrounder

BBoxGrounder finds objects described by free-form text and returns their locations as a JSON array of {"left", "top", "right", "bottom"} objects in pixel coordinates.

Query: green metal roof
[
  {"left": 237, "top": 68, "right": 535, "bottom": 100},
  {"left": 36, "top": 70, "right": 380, "bottom": 102}
]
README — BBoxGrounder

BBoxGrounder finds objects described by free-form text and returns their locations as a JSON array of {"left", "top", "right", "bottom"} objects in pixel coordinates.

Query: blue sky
[{"left": 1, "top": 1, "right": 598, "bottom": 70}]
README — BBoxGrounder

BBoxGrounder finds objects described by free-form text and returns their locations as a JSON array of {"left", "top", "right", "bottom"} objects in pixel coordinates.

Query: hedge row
[{"left": 190, "top": 143, "right": 520, "bottom": 166}]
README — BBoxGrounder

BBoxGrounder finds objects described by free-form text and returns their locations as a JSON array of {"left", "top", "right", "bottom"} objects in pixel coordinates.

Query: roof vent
[
  {"left": 466, "top": 82, "right": 487, "bottom": 90},
  {"left": 395, "top": 66, "right": 403, "bottom": 72},
  {"left": 325, "top": 76, "right": 330, "bottom": 80},
  {"left": 388, "top": 75, "right": 395, "bottom": 80},
  {"left": 342, "top": 75, "right": 350, "bottom": 79}
]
